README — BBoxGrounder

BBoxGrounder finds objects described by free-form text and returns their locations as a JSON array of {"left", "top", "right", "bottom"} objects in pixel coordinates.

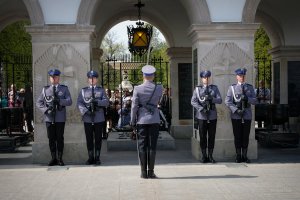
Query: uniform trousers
[
  {"left": 198, "top": 119, "right": 217, "bottom": 149},
  {"left": 231, "top": 119, "right": 251, "bottom": 148},
  {"left": 46, "top": 122, "right": 65, "bottom": 152},
  {"left": 84, "top": 122, "right": 104, "bottom": 151},
  {"left": 137, "top": 123, "right": 159, "bottom": 153}
]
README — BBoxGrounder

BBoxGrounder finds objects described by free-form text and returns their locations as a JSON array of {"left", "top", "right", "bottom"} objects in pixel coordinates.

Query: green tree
[
  {"left": 100, "top": 31, "right": 127, "bottom": 61},
  {"left": 0, "top": 20, "right": 32, "bottom": 91},
  {"left": 0, "top": 20, "right": 31, "bottom": 55},
  {"left": 254, "top": 26, "right": 272, "bottom": 88}
]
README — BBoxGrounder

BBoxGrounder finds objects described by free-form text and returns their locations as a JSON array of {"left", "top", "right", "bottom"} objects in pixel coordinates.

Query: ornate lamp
[{"left": 127, "top": 0, "right": 153, "bottom": 57}]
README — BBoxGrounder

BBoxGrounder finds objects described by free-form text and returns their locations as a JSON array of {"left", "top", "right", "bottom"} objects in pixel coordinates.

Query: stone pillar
[
  {"left": 27, "top": 25, "right": 95, "bottom": 164},
  {"left": 167, "top": 47, "right": 193, "bottom": 138},
  {"left": 269, "top": 46, "right": 300, "bottom": 133},
  {"left": 269, "top": 46, "right": 300, "bottom": 104},
  {"left": 188, "top": 23, "right": 259, "bottom": 161}
]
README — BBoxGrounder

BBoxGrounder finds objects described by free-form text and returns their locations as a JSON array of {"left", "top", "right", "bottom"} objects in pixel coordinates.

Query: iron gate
[
  {"left": 0, "top": 52, "right": 32, "bottom": 100},
  {"left": 100, "top": 55, "right": 169, "bottom": 91},
  {"left": 99, "top": 54, "right": 170, "bottom": 130}
]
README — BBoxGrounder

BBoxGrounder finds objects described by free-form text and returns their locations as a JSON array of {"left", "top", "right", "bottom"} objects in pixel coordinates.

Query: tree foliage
[
  {"left": 0, "top": 20, "right": 31, "bottom": 55},
  {"left": 254, "top": 26, "right": 272, "bottom": 87},
  {"left": 100, "top": 31, "right": 127, "bottom": 61}
]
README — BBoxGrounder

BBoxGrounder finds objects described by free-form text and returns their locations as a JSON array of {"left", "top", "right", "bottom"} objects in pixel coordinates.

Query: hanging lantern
[{"left": 127, "top": 0, "right": 153, "bottom": 57}]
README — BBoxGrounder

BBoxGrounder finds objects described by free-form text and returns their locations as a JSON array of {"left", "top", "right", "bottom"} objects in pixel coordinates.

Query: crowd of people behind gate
[{"left": 0, "top": 83, "right": 34, "bottom": 133}]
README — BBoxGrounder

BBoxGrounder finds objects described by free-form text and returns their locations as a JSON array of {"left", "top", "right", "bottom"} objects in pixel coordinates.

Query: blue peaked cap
[
  {"left": 200, "top": 70, "right": 211, "bottom": 78},
  {"left": 235, "top": 68, "right": 247, "bottom": 75},
  {"left": 48, "top": 69, "right": 61, "bottom": 76},
  {"left": 87, "top": 70, "right": 98, "bottom": 78}
]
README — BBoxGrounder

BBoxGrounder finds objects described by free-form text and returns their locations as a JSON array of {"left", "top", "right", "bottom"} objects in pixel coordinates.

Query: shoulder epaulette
[
  {"left": 60, "top": 85, "right": 67, "bottom": 87},
  {"left": 196, "top": 85, "right": 202, "bottom": 88},
  {"left": 82, "top": 87, "right": 88, "bottom": 89},
  {"left": 231, "top": 84, "right": 237, "bottom": 86},
  {"left": 44, "top": 85, "right": 50, "bottom": 89}
]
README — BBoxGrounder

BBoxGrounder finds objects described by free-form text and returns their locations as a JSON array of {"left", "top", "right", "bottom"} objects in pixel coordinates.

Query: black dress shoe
[
  {"left": 148, "top": 170, "right": 157, "bottom": 179},
  {"left": 236, "top": 155, "right": 242, "bottom": 163},
  {"left": 48, "top": 159, "right": 57, "bottom": 166},
  {"left": 141, "top": 170, "right": 148, "bottom": 179},
  {"left": 85, "top": 158, "right": 94, "bottom": 165},
  {"left": 57, "top": 159, "right": 65, "bottom": 166}
]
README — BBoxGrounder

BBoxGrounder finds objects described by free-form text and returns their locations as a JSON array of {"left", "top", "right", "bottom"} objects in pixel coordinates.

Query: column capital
[
  {"left": 166, "top": 47, "right": 192, "bottom": 59},
  {"left": 188, "top": 23, "right": 260, "bottom": 43},
  {"left": 26, "top": 25, "right": 95, "bottom": 42},
  {"left": 269, "top": 46, "right": 300, "bottom": 60}
]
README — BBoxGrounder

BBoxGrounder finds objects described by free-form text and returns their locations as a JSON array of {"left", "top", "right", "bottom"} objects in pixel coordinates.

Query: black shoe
[
  {"left": 86, "top": 158, "right": 94, "bottom": 165},
  {"left": 86, "top": 151, "right": 94, "bottom": 165},
  {"left": 201, "top": 156, "right": 209, "bottom": 163},
  {"left": 48, "top": 159, "right": 57, "bottom": 166},
  {"left": 208, "top": 149, "right": 216, "bottom": 163},
  {"left": 235, "top": 148, "right": 242, "bottom": 163},
  {"left": 57, "top": 159, "right": 65, "bottom": 166},
  {"left": 148, "top": 170, "right": 157, "bottom": 179},
  {"left": 236, "top": 155, "right": 242, "bottom": 163},
  {"left": 201, "top": 149, "right": 209, "bottom": 163},
  {"left": 48, "top": 152, "right": 57, "bottom": 166},
  {"left": 242, "top": 148, "right": 251, "bottom": 163},
  {"left": 94, "top": 159, "right": 101, "bottom": 165},
  {"left": 141, "top": 170, "right": 148, "bottom": 179},
  {"left": 57, "top": 152, "right": 64, "bottom": 166},
  {"left": 95, "top": 150, "right": 101, "bottom": 165},
  {"left": 208, "top": 155, "right": 216, "bottom": 163}
]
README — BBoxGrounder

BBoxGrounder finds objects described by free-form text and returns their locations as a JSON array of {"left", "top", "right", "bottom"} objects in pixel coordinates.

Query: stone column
[
  {"left": 27, "top": 25, "right": 95, "bottom": 164},
  {"left": 188, "top": 23, "right": 259, "bottom": 161},
  {"left": 167, "top": 47, "right": 193, "bottom": 138},
  {"left": 269, "top": 46, "right": 300, "bottom": 104},
  {"left": 269, "top": 46, "right": 300, "bottom": 133}
]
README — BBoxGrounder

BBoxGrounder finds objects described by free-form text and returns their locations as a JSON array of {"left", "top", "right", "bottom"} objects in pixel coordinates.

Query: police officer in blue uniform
[
  {"left": 225, "top": 68, "right": 257, "bottom": 163},
  {"left": 77, "top": 70, "right": 109, "bottom": 165},
  {"left": 131, "top": 65, "right": 163, "bottom": 179},
  {"left": 191, "top": 70, "right": 222, "bottom": 163},
  {"left": 36, "top": 69, "right": 72, "bottom": 166}
]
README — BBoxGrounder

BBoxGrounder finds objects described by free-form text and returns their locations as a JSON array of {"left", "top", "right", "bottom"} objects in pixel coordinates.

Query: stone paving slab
[
  {"left": 1, "top": 140, "right": 300, "bottom": 200},
  {"left": 0, "top": 164, "right": 300, "bottom": 200}
]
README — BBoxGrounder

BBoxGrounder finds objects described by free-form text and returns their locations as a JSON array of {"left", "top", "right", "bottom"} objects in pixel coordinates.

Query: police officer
[
  {"left": 191, "top": 70, "right": 222, "bottom": 163},
  {"left": 77, "top": 70, "right": 109, "bottom": 165},
  {"left": 36, "top": 69, "right": 72, "bottom": 166},
  {"left": 225, "top": 68, "right": 257, "bottom": 163},
  {"left": 131, "top": 65, "right": 163, "bottom": 179}
]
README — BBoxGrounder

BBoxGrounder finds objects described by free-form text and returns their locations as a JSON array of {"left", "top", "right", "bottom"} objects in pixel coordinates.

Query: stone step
[{"left": 107, "top": 131, "right": 176, "bottom": 151}]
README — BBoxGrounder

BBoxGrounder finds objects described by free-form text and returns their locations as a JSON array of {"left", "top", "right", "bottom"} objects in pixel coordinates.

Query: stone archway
[
  {"left": 22, "top": 0, "right": 44, "bottom": 25},
  {"left": 77, "top": 0, "right": 211, "bottom": 26},
  {"left": 242, "top": 0, "right": 261, "bottom": 23}
]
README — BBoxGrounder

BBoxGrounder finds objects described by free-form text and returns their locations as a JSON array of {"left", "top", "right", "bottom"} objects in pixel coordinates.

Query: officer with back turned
[
  {"left": 191, "top": 70, "right": 222, "bottom": 163},
  {"left": 77, "top": 70, "right": 109, "bottom": 165},
  {"left": 36, "top": 69, "right": 72, "bottom": 166},
  {"left": 130, "top": 65, "right": 163, "bottom": 179},
  {"left": 225, "top": 68, "right": 257, "bottom": 163}
]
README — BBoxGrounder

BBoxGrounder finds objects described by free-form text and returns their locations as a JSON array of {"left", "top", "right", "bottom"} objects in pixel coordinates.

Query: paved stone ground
[{"left": 0, "top": 140, "right": 300, "bottom": 200}]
